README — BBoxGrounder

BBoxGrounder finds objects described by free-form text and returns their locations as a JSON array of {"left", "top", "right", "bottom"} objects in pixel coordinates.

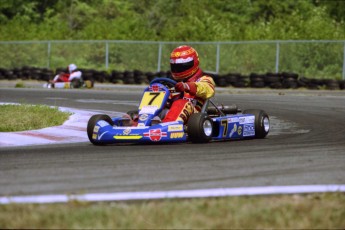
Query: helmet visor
[{"left": 170, "top": 60, "right": 194, "bottom": 73}]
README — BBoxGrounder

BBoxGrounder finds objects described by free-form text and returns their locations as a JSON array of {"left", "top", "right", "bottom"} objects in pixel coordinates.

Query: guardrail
[{"left": 1, "top": 40, "right": 345, "bottom": 80}]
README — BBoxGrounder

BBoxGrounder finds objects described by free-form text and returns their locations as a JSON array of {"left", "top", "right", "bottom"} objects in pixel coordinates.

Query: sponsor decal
[
  {"left": 170, "top": 51, "right": 181, "bottom": 58},
  {"left": 248, "top": 116, "right": 255, "bottom": 123},
  {"left": 160, "top": 121, "right": 181, "bottom": 126},
  {"left": 92, "top": 134, "right": 97, "bottom": 140},
  {"left": 144, "top": 129, "right": 167, "bottom": 141},
  {"left": 239, "top": 116, "right": 255, "bottom": 124},
  {"left": 168, "top": 125, "right": 183, "bottom": 132},
  {"left": 244, "top": 124, "right": 255, "bottom": 131},
  {"left": 170, "top": 132, "right": 184, "bottom": 138},
  {"left": 237, "top": 126, "right": 242, "bottom": 135},
  {"left": 140, "top": 105, "right": 158, "bottom": 115},
  {"left": 227, "top": 117, "right": 239, "bottom": 123},
  {"left": 229, "top": 123, "right": 237, "bottom": 138},
  {"left": 243, "top": 124, "right": 255, "bottom": 137},
  {"left": 171, "top": 48, "right": 195, "bottom": 58},
  {"left": 98, "top": 131, "right": 108, "bottom": 140},
  {"left": 149, "top": 85, "right": 161, "bottom": 92},
  {"left": 93, "top": 126, "right": 100, "bottom": 132},
  {"left": 123, "top": 128, "right": 131, "bottom": 135},
  {"left": 113, "top": 130, "right": 143, "bottom": 139},
  {"left": 239, "top": 117, "right": 245, "bottom": 124},
  {"left": 139, "top": 114, "right": 148, "bottom": 121}
]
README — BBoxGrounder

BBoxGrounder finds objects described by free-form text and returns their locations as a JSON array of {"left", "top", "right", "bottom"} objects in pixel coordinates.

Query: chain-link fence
[{"left": 0, "top": 40, "right": 344, "bottom": 80}]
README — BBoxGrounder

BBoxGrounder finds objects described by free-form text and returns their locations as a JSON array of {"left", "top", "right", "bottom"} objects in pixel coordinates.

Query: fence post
[
  {"left": 105, "top": 41, "right": 109, "bottom": 70},
  {"left": 343, "top": 42, "right": 345, "bottom": 80},
  {"left": 47, "top": 41, "right": 51, "bottom": 68},
  {"left": 216, "top": 43, "right": 220, "bottom": 74},
  {"left": 275, "top": 41, "right": 280, "bottom": 73},
  {"left": 157, "top": 42, "right": 162, "bottom": 72}
]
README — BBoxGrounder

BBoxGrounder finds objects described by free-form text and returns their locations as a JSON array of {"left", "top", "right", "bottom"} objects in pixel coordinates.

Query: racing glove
[{"left": 175, "top": 82, "right": 197, "bottom": 96}]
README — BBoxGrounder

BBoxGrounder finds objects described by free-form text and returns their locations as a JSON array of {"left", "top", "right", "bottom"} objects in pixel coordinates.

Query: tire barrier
[
  {"left": 0, "top": 66, "right": 344, "bottom": 90},
  {"left": 0, "top": 66, "right": 55, "bottom": 82}
]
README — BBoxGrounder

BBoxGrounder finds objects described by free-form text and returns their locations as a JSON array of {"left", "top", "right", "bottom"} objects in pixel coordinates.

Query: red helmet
[{"left": 170, "top": 45, "right": 200, "bottom": 81}]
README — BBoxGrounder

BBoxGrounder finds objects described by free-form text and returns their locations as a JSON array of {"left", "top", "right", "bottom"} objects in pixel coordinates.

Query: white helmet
[{"left": 68, "top": 64, "right": 77, "bottom": 73}]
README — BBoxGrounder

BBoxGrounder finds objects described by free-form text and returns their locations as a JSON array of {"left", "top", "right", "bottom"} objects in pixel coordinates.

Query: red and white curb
[
  {"left": 0, "top": 105, "right": 122, "bottom": 147},
  {"left": 0, "top": 185, "right": 344, "bottom": 204}
]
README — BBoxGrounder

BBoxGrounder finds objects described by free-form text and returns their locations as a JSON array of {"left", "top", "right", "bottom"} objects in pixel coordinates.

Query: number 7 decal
[
  {"left": 139, "top": 91, "right": 166, "bottom": 109},
  {"left": 221, "top": 119, "right": 228, "bottom": 137},
  {"left": 148, "top": 92, "right": 160, "bottom": 105}
]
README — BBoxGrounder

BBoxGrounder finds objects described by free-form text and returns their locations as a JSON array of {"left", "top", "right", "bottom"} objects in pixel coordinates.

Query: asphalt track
[{"left": 0, "top": 86, "right": 344, "bottom": 199}]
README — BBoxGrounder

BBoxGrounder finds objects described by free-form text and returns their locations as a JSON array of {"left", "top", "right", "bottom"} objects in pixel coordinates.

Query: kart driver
[
  {"left": 162, "top": 45, "right": 216, "bottom": 124},
  {"left": 123, "top": 45, "right": 215, "bottom": 126},
  {"left": 52, "top": 63, "right": 82, "bottom": 83}
]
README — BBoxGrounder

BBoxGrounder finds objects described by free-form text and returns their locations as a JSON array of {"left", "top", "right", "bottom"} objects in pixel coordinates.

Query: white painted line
[{"left": 1, "top": 185, "right": 344, "bottom": 204}]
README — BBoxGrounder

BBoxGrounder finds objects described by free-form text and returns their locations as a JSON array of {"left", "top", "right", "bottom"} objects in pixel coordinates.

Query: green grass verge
[
  {"left": 0, "top": 104, "right": 71, "bottom": 132},
  {"left": 0, "top": 193, "right": 344, "bottom": 229}
]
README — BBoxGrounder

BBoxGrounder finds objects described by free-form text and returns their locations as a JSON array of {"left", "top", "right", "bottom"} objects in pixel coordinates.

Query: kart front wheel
[
  {"left": 243, "top": 109, "right": 269, "bottom": 138},
  {"left": 84, "top": 80, "right": 94, "bottom": 88},
  {"left": 87, "top": 114, "right": 114, "bottom": 145},
  {"left": 187, "top": 113, "right": 213, "bottom": 143}
]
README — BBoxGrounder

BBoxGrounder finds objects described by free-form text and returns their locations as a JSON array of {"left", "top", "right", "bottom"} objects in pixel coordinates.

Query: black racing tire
[
  {"left": 242, "top": 109, "right": 269, "bottom": 138},
  {"left": 87, "top": 114, "right": 114, "bottom": 145},
  {"left": 187, "top": 113, "right": 213, "bottom": 143},
  {"left": 71, "top": 78, "right": 82, "bottom": 88}
]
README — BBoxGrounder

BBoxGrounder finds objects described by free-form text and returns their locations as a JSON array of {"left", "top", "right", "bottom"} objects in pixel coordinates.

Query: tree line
[{"left": 0, "top": 0, "right": 344, "bottom": 41}]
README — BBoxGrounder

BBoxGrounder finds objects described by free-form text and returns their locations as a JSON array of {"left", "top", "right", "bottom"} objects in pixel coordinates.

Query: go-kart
[
  {"left": 43, "top": 74, "right": 94, "bottom": 89},
  {"left": 87, "top": 77, "right": 269, "bottom": 145}
]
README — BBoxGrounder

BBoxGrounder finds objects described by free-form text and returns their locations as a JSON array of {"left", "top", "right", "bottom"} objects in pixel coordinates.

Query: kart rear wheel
[
  {"left": 187, "top": 113, "right": 213, "bottom": 143},
  {"left": 243, "top": 109, "right": 269, "bottom": 138},
  {"left": 87, "top": 114, "right": 114, "bottom": 145},
  {"left": 71, "top": 78, "right": 82, "bottom": 88}
]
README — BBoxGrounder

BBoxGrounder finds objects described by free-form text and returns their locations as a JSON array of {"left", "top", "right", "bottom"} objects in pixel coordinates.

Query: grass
[
  {"left": 0, "top": 193, "right": 344, "bottom": 229},
  {"left": 0, "top": 104, "right": 71, "bottom": 132},
  {"left": 14, "top": 81, "right": 25, "bottom": 88}
]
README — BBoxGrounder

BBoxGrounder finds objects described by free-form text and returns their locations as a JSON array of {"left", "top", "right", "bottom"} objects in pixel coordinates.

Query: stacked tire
[
  {"left": 249, "top": 73, "right": 266, "bottom": 88},
  {"left": 0, "top": 66, "right": 345, "bottom": 91}
]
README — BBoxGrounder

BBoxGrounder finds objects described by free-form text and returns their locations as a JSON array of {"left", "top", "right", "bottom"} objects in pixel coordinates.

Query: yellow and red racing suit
[{"left": 162, "top": 70, "right": 215, "bottom": 124}]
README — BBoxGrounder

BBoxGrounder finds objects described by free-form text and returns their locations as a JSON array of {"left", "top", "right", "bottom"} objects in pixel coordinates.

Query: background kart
[
  {"left": 43, "top": 74, "right": 94, "bottom": 89},
  {"left": 87, "top": 78, "right": 270, "bottom": 145}
]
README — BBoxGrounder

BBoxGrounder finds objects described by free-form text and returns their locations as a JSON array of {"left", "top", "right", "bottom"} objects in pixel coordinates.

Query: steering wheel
[{"left": 150, "top": 77, "right": 177, "bottom": 90}]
